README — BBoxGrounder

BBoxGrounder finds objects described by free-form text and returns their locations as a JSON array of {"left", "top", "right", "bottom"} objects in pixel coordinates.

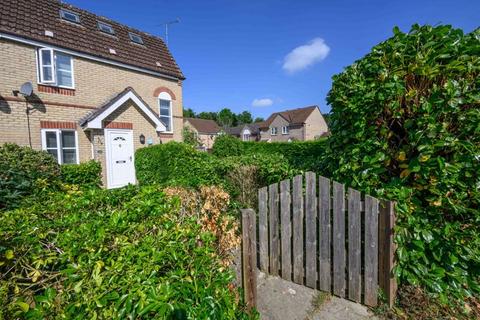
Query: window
[
  {"left": 271, "top": 127, "right": 278, "bottom": 135},
  {"left": 98, "top": 21, "right": 115, "bottom": 35},
  {"left": 129, "top": 32, "right": 144, "bottom": 45},
  {"left": 282, "top": 126, "right": 289, "bottom": 134},
  {"left": 243, "top": 134, "right": 250, "bottom": 141},
  {"left": 38, "top": 48, "right": 74, "bottom": 88},
  {"left": 60, "top": 9, "right": 80, "bottom": 23},
  {"left": 41, "top": 130, "right": 78, "bottom": 164},
  {"left": 159, "top": 97, "right": 172, "bottom": 132}
]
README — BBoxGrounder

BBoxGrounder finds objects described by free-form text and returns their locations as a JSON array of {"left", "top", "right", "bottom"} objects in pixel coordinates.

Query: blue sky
[{"left": 68, "top": 0, "right": 478, "bottom": 119}]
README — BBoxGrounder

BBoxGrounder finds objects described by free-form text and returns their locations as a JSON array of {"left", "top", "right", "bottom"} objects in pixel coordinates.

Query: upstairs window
[
  {"left": 271, "top": 127, "right": 278, "bottom": 135},
  {"left": 98, "top": 21, "right": 115, "bottom": 35},
  {"left": 41, "top": 129, "right": 79, "bottom": 164},
  {"left": 129, "top": 32, "right": 144, "bottom": 45},
  {"left": 60, "top": 9, "right": 80, "bottom": 24},
  {"left": 38, "top": 48, "right": 74, "bottom": 88},
  {"left": 158, "top": 92, "right": 173, "bottom": 132},
  {"left": 282, "top": 126, "right": 289, "bottom": 134}
]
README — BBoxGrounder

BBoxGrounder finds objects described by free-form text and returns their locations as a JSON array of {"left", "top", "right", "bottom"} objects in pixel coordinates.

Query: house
[
  {"left": 258, "top": 106, "right": 329, "bottom": 141},
  {"left": 183, "top": 118, "right": 220, "bottom": 149},
  {"left": 226, "top": 123, "right": 263, "bottom": 141},
  {"left": 0, "top": 0, "right": 185, "bottom": 188}
]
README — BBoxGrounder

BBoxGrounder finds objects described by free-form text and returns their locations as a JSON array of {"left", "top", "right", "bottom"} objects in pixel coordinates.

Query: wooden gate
[{"left": 240, "top": 172, "right": 397, "bottom": 310}]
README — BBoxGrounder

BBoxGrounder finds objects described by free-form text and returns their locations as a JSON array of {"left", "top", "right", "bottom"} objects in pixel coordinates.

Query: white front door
[{"left": 105, "top": 129, "right": 136, "bottom": 188}]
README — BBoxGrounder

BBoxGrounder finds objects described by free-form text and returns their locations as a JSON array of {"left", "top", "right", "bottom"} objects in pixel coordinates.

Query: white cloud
[
  {"left": 252, "top": 98, "right": 274, "bottom": 107},
  {"left": 282, "top": 38, "right": 330, "bottom": 74}
]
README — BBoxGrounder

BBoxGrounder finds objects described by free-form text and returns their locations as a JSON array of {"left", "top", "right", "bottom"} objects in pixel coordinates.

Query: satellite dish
[{"left": 19, "top": 82, "right": 33, "bottom": 97}]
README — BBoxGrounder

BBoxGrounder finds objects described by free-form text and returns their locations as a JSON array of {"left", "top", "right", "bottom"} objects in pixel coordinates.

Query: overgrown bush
[
  {"left": 135, "top": 142, "right": 296, "bottom": 206},
  {"left": 0, "top": 186, "right": 253, "bottom": 319},
  {"left": 211, "top": 134, "right": 245, "bottom": 157},
  {"left": 136, "top": 142, "right": 222, "bottom": 187},
  {"left": 0, "top": 143, "right": 60, "bottom": 209},
  {"left": 324, "top": 25, "right": 480, "bottom": 303},
  {"left": 60, "top": 160, "right": 102, "bottom": 188}
]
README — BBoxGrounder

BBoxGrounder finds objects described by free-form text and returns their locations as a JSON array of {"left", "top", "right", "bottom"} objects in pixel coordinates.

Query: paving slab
[{"left": 256, "top": 271, "right": 378, "bottom": 320}]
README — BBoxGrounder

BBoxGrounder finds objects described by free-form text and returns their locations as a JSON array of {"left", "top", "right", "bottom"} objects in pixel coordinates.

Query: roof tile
[{"left": 0, "top": 0, "right": 184, "bottom": 80}]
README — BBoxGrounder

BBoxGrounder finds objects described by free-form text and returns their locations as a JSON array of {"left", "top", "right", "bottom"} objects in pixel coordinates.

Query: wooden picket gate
[{"left": 240, "top": 172, "right": 397, "bottom": 311}]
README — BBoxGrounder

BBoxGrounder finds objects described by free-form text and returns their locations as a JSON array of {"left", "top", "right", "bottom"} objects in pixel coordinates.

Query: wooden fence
[{"left": 241, "top": 172, "right": 397, "bottom": 310}]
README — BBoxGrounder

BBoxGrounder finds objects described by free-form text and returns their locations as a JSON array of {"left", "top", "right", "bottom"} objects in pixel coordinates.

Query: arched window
[{"left": 158, "top": 92, "right": 173, "bottom": 132}]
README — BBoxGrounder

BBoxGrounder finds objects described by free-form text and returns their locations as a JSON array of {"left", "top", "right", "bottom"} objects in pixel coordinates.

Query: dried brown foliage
[{"left": 163, "top": 186, "right": 241, "bottom": 267}]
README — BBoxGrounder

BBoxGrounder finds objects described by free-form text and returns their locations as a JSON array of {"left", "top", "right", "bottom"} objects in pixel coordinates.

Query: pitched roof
[
  {"left": 226, "top": 123, "right": 262, "bottom": 136},
  {"left": 80, "top": 87, "right": 165, "bottom": 131},
  {"left": 260, "top": 106, "right": 319, "bottom": 128},
  {"left": 0, "top": 0, "right": 184, "bottom": 80},
  {"left": 184, "top": 118, "right": 220, "bottom": 134}
]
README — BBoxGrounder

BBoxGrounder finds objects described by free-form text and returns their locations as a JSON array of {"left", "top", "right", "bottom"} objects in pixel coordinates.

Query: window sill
[{"left": 38, "top": 84, "right": 75, "bottom": 96}]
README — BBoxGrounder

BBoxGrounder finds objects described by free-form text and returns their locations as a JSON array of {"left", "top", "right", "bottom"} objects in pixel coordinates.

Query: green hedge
[
  {"left": 60, "top": 160, "right": 102, "bottom": 188},
  {"left": 212, "top": 137, "right": 328, "bottom": 172},
  {"left": 0, "top": 186, "right": 253, "bottom": 319},
  {"left": 0, "top": 143, "right": 60, "bottom": 209},
  {"left": 135, "top": 142, "right": 296, "bottom": 206},
  {"left": 324, "top": 25, "right": 480, "bottom": 303}
]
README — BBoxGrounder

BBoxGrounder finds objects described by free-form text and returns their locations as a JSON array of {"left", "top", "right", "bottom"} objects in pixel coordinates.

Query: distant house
[
  {"left": 226, "top": 123, "right": 262, "bottom": 142},
  {"left": 258, "top": 106, "right": 329, "bottom": 142},
  {"left": 183, "top": 118, "right": 220, "bottom": 149}
]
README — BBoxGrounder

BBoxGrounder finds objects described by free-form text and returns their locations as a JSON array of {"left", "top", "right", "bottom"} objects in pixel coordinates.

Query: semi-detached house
[{"left": 0, "top": 0, "right": 185, "bottom": 188}]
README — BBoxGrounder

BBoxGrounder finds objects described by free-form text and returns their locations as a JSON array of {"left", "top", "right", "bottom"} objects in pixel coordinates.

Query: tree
[
  {"left": 324, "top": 25, "right": 480, "bottom": 302},
  {"left": 253, "top": 117, "right": 265, "bottom": 123},
  {"left": 197, "top": 112, "right": 217, "bottom": 122},
  {"left": 183, "top": 107, "right": 196, "bottom": 118},
  {"left": 217, "top": 108, "right": 236, "bottom": 128},
  {"left": 236, "top": 111, "right": 253, "bottom": 124}
]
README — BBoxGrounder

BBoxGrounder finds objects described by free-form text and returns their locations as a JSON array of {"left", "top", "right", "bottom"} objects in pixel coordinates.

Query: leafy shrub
[
  {"left": 0, "top": 186, "right": 253, "bottom": 319},
  {"left": 324, "top": 25, "right": 480, "bottom": 302},
  {"left": 135, "top": 142, "right": 296, "bottom": 206},
  {"left": 213, "top": 138, "right": 328, "bottom": 172},
  {"left": 212, "top": 134, "right": 245, "bottom": 157},
  {"left": 60, "top": 160, "right": 102, "bottom": 188},
  {"left": 0, "top": 143, "right": 60, "bottom": 209},
  {"left": 136, "top": 142, "right": 222, "bottom": 187}
]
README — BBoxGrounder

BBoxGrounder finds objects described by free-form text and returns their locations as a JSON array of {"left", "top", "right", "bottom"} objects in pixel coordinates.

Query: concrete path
[{"left": 256, "top": 271, "right": 378, "bottom": 320}]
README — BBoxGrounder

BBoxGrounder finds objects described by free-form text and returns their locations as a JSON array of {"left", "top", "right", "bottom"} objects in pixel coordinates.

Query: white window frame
[
  {"left": 60, "top": 9, "right": 81, "bottom": 24},
  {"left": 271, "top": 127, "right": 278, "bottom": 135},
  {"left": 158, "top": 92, "right": 173, "bottom": 133},
  {"left": 98, "top": 21, "right": 115, "bottom": 35},
  {"left": 243, "top": 133, "right": 250, "bottom": 141},
  {"left": 41, "top": 129, "right": 79, "bottom": 164},
  {"left": 282, "top": 126, "right": 289, "bottom": 135},
  {"left": 36, "top": 48, "right": 75, "bottom": 89},
  {"left": 38, "top": 48, "right": 55, "bottom": 84}
]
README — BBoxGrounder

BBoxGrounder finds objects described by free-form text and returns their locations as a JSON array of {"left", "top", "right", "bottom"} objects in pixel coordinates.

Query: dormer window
[
  {"left": 98, "top": 21, "right": 115, "bottom": 35},
  {"left": 60, "top": 9, "right": 80, "bottom": 24},
  {"left": 128, "top": 32, "right": 143, "bottom": 45}
]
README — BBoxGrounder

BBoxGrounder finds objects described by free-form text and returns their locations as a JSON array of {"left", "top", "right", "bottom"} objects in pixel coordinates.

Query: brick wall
[
  {"left": 0, "top": 38, "right": 184, "bottom": 185},
  {"left": 0, "top": 38, "right": 183, "bottom": 145},
  {"left": 304, "top": 108, "right": 329, "bottom": 140}
]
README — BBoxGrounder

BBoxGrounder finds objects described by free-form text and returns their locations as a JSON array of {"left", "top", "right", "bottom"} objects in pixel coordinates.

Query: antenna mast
[{"left": 163, "top": 18, "right": 180, "bottom": 45}]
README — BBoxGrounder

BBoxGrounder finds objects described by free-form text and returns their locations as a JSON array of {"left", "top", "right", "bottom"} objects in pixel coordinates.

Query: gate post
[
  {"left": 378, "top": 200, "right": 397, "bottom": 307},
  {"left": 241, "top": 209, "right": 257, "bottom": 311}
]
